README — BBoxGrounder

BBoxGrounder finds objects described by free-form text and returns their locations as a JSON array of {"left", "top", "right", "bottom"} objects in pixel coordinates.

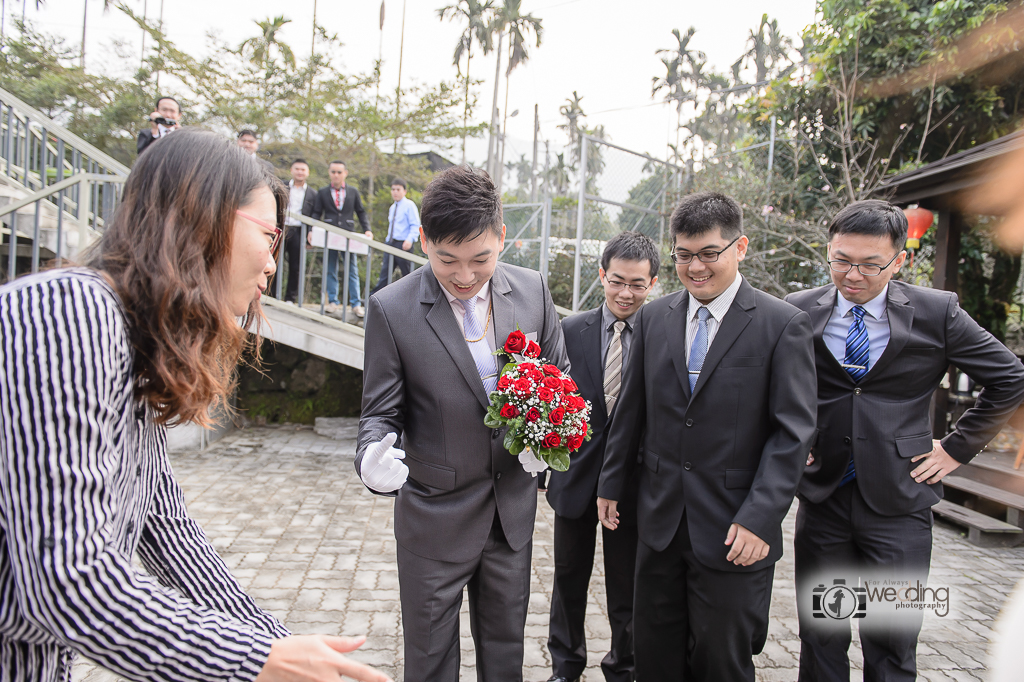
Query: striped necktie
[
  {"left": 844, "top": 305, "right": 869, "bottom": 381},
  {"left": 688, "top": 307, "right": 710, "bottom": 391},
  {"left": 604, "top": 320, "right": 626, "bottom": 413},
  {"left": 462, "top": 296, "right": 498, "bottom": 394},
  {"left": 840, "top": 305, "right": 869, "bottom": 486}
]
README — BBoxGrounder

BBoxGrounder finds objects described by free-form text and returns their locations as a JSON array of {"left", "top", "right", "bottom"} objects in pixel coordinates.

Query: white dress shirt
[
  {"left": 286, "top": 180, "right": 307, "bottom": 227},
  {"left": 823, "top": 284, "right": 891, "bottom": 370},
  {"left": 441, "top": 279, "right": 497, "bottom": 359},
  {"left": 684, "top": 273, "right": 744, "bottom": 364}
]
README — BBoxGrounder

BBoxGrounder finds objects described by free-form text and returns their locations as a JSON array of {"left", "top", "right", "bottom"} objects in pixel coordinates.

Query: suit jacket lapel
[
  {"left": 689, "top": 279, "right": 754, "bottom": 401},
  {"left": 491, "top": 265, "right": 515, "bottom": 363},
  {"left": 580, "top": 307, "right": 605, "bottom": 411},
  {"left": 666, "top": 291, "right": 693, "bottom": 401},
  {"left": 420, "top": 266, "right": 491, "bottom": 408},
  {"left": 863, "top": 283, "right": 913, "bottom": 381},
  {"left": 811, "top": 286, "right": 854, "bottom": 384}
]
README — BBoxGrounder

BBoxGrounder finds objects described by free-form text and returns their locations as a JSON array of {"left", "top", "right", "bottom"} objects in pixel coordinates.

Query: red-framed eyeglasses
[{"left": 236, "top": 210, "right": 284, "bottom": 254}]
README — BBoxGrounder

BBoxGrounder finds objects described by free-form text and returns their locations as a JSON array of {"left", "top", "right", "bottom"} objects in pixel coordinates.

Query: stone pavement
[{"left": 72, "top": 424, "right": 1022, "bottom": 682}]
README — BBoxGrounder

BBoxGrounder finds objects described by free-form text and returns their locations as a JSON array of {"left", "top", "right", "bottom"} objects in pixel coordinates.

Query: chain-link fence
[{"left": 570, "top": 135, "right": 683, "bottom": 312}]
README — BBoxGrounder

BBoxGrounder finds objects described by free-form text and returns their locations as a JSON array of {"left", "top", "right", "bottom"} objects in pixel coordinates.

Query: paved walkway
[{"left": 72, "top": 424, "right": 1020, "bottom": 681}]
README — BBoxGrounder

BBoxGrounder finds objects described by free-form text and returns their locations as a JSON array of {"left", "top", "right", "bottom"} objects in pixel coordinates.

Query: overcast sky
[{"left": 14, "top": 0, "right": 818, "bottom": 167}]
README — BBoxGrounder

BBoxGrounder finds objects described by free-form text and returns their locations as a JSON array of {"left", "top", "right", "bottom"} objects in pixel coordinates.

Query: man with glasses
[
  {"left": 785, "top": 200, "right": 1024, "bottom": 681},
  {"left": 597, "top": 192, "right": 817, "bottom": 681},
  {"left": 544, "top": 231, "right": 658, "bottom": 682}
]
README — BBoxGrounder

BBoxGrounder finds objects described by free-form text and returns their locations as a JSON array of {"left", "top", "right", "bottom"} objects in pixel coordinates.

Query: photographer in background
[{"left": 136, "top": 97, "right": 181, "bottom": 156}]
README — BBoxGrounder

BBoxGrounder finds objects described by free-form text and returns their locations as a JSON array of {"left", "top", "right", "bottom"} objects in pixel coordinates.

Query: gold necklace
[{"left": 465, "top": 300, "right": 493, "bottom": 343}]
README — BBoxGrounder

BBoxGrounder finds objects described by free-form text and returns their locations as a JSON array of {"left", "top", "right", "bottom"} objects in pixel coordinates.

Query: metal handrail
[{"left": 0, "top": 87, "right": 130, "bottom": 176}]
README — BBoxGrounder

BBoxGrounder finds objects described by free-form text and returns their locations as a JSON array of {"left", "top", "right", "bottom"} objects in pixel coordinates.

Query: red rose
[
  {"left": 578, "top": 421, "right": 589, "bottom": 435},
  {"left": 542, "top": 376, "right": 564, "bottom": 392},
  {"left": 524, "top": 340, "right": 541, "bottom": 358},
  {"left": 517, "top": 362, "right": 534, "bottom": 371},
  {"left": 504, "top": 330, "right": 527, "bottom": 354},
  {"left": 497, "top": 375, "right": 512, "bottom": 391},
  {"left": 542, "top": 432, "right": 562, "bottom": 448},
  {"left": 526, "top": 407, "right": 541, "bottom": 422},
  {"left": 514, "top": 377, "right": 533, "bottom": 394},
  {"left": 499, "top": 403, "right": 519, "bottom": 419},
  {"left": 548, "top": 407, "right": 565, "bottom": 425},
  {"left": 542, "top": 364, "right": 562, "bottom": 377},
  {"left": 565, "top": 395, "right": 584, "bottom": 413},
  {"left": 568, "top": 434, "right": 585, "bottom": 451},
  {"left": 538, "top": 387, "right": 555, "bottom": 402},
  {"left": 562, "top": 378, "right": 578, "bottom": 393}
]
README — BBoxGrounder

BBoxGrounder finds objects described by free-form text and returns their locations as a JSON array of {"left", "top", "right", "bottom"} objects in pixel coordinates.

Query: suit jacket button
[
  {"left": 492, "top": 430, "right": 500, "bottom": 440},
  {"left": 684, "top": 462, "right": 692, "bottom": 471},
  {"left": 685, "top": 419, "right": 694, "bottom": 427},
  {"left": 496, "top": 472, "right": 502, "bottom": 480},
  {"left": 844, "top": 436, "right": 852, "bottom": 444},
  {"left": 853, "top": 388, "right": 862, "bottom": 395}
]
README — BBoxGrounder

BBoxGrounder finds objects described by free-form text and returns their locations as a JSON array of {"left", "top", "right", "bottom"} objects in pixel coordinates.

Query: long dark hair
[{"left": 87, "top": 128, "right": 287, "bottom": 426}]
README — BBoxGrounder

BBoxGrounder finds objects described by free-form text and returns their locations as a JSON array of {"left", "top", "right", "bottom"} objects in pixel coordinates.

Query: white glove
[
  {"left": 518, "top": 447, "right": 548, "bottom": 478},
  {"left": 360, "top": 432, "right": 408, "bottom": 493}
]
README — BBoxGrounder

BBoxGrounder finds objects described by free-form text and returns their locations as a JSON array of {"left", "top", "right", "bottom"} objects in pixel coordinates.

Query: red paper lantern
[{"left": 903, "top": 207, "right": 934, "bottom": 249}]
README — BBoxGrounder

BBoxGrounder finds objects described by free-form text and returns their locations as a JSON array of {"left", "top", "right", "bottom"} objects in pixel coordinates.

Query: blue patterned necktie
[
  {"left": 462, "top": 296, "right": 498, "bottom": 394},
  {"left": 688, "top": 307, "right": 711, "bottom": 391},
  {"left": 844, "top": 306, "right": 869, "bottom": 381},
  {"left": 840, "top": 305, "right": 869, "bottom": 485}
]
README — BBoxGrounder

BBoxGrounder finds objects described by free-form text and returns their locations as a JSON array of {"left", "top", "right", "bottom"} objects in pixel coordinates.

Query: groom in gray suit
[{"left": 357, "top": 165, "right": 569, "bottom": 682}]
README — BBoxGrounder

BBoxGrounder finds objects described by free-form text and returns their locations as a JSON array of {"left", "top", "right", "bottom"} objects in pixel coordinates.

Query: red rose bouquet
[{"left": 483, "top": 330, "right": 592, "bottom": 472}]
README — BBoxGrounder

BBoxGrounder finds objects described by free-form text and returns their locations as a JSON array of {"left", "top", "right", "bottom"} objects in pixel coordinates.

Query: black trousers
[
  {"left": 396, "top": 511, "right": 532, "bottom": 682},
  {"left": 371, "top": 238, "right": 415, "bottom": 295},
  {"left": 794, "top": 481, "right": 933, "bottom": 682},
  {"left": 633, "top": 515, "right": 773, "bottom": 682},
  {"left": 547, "top": 496, "right": 637, "bottom": 682},
  {"left": 283, "top": 224, "right": 305, "bottom": 303}
]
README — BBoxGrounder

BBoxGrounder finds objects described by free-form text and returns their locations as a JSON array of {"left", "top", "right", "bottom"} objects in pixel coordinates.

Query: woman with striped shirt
[{"left": 0, "top": 129, "right": 389, "bottom": 682}]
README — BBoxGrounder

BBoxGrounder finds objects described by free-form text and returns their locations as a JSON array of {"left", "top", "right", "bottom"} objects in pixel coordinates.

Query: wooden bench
[
  {"left": 942, "top": 475, "right": 1024, "bottom": 527},
  {"left": 933, "top": 499, "right": 1023, "bottom": 547}
]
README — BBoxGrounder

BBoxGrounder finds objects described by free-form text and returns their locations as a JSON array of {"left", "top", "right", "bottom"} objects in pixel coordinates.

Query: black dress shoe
[{"left": 546, "top": 677, "right": 581, "bottom": 682}]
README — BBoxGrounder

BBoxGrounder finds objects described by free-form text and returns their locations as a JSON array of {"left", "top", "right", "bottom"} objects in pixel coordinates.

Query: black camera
[{"left": 151, "top": 117, "right": 177, "bottom": 127}]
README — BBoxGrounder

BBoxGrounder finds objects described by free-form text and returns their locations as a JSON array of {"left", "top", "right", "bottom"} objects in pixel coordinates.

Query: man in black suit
[
  {"left": 136, "top": 97, "right": 180, "bottom": 156},
  {"left": 597, "top": 192, "right": 818, "bottom": 681},
  {"left": 785, "top": 200, "right": 1024, "bottom": 681},
  {"left": 545, "top": 231, "right": 659, "bottom": 682},
  {"left": 283, "top": 159, "right": 317, "bottom": 304},
  {"left": 311, "top": 161, "right": 372, "bottom": 316}
]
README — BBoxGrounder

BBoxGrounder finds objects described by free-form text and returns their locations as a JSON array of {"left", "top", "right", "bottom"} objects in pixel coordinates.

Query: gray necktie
[
  {"left": 604, "top": 320, "right": 626, "bottom": 413},
  {"left": 462, "top": 296, "right": 498, "bottom": 394}
]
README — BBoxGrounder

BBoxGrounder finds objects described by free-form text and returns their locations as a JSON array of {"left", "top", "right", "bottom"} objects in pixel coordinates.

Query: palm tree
[
  {"left": 652, "top": 27, "right": 709, "bottom": 158},
  {"left": 238, "top": 16, "right": 296, "bottom": 121},
  {"left": 730, "top": 14, "right": 793, "bottom": 84},
  {"left": 558, "top": 91, "right": 585, "bottom": 167},
  {"left": 438, "top": 0, "right": 494, "bottom": 164},
  {"left": 491, "top": 0, "right": 542, "bottom": 189}
]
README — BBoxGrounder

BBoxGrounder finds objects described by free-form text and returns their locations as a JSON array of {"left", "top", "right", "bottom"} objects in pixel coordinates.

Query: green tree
[{"left": 438, "top": 0, "right": 494, "bottom": 163}]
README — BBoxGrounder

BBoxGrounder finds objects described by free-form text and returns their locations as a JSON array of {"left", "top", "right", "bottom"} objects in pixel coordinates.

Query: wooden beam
[{"left": 932, "top": 210, "right": 963, "bottom": 292}]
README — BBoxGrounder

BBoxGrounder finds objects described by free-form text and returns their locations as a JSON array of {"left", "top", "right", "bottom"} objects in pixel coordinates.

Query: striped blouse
[{"left": 0, "top": 269, "right": 290, "bottom": 682}]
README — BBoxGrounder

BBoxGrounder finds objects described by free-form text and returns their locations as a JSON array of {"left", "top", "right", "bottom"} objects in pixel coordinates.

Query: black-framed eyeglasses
[
  {"left": 827, "top": 251, "right": 901, "bottom": 277},
  {"left": 605, "top": 278, "right": 652, "bottom": 295},
  {"left": 670, "top": 236, "right": 740, "bottom": 264}
]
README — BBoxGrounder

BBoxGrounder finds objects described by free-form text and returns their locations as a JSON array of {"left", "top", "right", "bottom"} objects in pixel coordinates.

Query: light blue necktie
[
  {"left": 462, "top": 296, "right": 498, "bottom": 394},
  {"left": 840, "top": 305, "right": 869, "bottom": 485},
  {"left": 688, "top": 307, "right": 710, "bottom": 392}
]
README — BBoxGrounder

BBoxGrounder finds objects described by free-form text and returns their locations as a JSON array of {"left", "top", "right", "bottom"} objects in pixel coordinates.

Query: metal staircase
[{"left": 0, "top": 87, "right": 570, "bottom": 375}]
